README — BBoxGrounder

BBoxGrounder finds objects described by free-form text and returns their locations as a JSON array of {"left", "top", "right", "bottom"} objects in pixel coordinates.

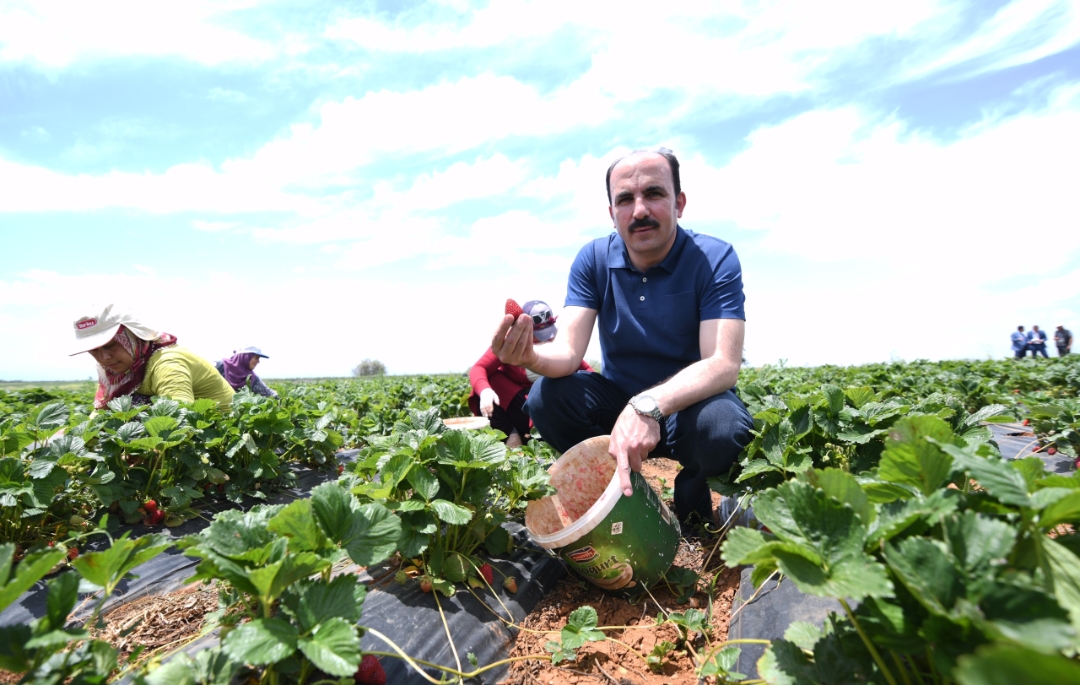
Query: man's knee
[
  {"left": 526, "top": 375, "right": 570, "bottom": 424},
  {"left": 695, "top": 392, "right": 754, "bottom": 440},
  {"left": 670, "top": 391, "right": 753, "bottom": 470}
]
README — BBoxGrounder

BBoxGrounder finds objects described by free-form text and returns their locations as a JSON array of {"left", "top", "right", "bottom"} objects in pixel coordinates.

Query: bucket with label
[{"left": 524, "top": 436, "right": 680, "bottom": 595}]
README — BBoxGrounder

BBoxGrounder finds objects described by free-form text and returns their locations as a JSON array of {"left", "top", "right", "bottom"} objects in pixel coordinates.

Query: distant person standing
[
  {"left": 1027, "top": 325, "right": 1050, "bottom": 359},
  {"left": 1055, "top": 325, "right": 1073, "bottom": 357},
  {"left": 1011, "top": 326, "right": 1028, "bottom": 359}
]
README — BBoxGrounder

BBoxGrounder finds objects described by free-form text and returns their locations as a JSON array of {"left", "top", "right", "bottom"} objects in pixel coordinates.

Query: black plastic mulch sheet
[
  {"left": 0, "top": 450, "right": 360, "bottom": 627},
  {"left": 727, "top": 567, "right": 846, "bottom": 679},
  {"left": 114, "top": 526, "right": 566, "bottom": 685},
  {"left": 3, "top": 448, "right": 570, "bottom": 684},
  {"left": 989, "top": 421, "right": 1074, "bottom": 472},
  {"left": 358, "top": 531, "right": 564, "bottom": 684}
]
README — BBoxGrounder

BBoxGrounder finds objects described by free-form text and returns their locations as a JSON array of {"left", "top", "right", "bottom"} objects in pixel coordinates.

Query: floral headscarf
[{"left": 93, "top": 326, "right": 178, "bottom": 409}]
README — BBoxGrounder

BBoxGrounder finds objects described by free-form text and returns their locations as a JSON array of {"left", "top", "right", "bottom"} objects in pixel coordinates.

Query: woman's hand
[{"left": 479, "top": 388, "right": 499, "bottom": 418}]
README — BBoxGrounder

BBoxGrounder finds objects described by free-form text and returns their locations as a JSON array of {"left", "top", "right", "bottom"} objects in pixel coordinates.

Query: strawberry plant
[
  {"left": 0, "top": 517, "right": 171, "bottom": 684},
  {"left": 172, "top": 480, "right": 401, "bottom": 684},
  {"left": 721, "top": 414, "right": 1080, "bottom": 683},
  {"left": 717, "top": 381, "right": 1013, "bottom": 496},
  {"left": 347, "top": 408, "right": 553, "bottom": 595}
]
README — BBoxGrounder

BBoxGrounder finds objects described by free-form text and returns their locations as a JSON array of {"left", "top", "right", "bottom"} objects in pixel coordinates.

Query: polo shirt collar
[{"left": 608, "top": 225, "right": 688, "bottom": 273}]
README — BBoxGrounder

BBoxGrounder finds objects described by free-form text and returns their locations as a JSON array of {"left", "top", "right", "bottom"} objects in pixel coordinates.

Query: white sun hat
[{"left": 70, "top": 304, "right": 161, "bottom": 356}]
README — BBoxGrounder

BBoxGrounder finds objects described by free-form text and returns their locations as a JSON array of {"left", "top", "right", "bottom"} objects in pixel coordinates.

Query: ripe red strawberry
[
  {"left": 47, "top": 541, "right": 55, "bottom": 547},
  {"left": 144, "top": 499, "right": 158, "bottom": 512},
  {"left": 503, "top": 576, "right": 518, "bottom": 593},
  {"left": 354, "top": 654, "right": 386, "bottom": 685},
  {"left": 478, "top": 563, "right": 494, "bottom": 585},
  {"left": 505, "top": 299, "right": 523, "bottom": 319},
  {"left": 1022, "top": 419, "right": 1030, "bottom": 426},
  {"left": 337, "top": 464, "right": 345, "bottom": 475},
  {"left": 1048, "top": 447, "right": 1058, "bottom": 455},
  {"left": 148, "top": 510, "right": 165, "bottom": 525},
  {"left": 67, "top": 546, "right": 79, "bottom": 560}
]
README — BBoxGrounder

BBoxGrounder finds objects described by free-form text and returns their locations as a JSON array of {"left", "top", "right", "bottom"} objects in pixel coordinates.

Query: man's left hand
[{"left": 608, "top": 405, "right": 660, "bottom": 498}]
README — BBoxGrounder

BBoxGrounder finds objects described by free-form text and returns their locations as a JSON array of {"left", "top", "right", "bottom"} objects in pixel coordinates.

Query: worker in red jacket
[{"left": 469, "top": 300, "right": 594, "bottom": 447}]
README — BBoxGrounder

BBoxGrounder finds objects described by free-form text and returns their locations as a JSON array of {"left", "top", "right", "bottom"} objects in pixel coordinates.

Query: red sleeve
[
  {"left": 469, "top": 348, "right": 502, "bottom": 394},
  {"left": 579, "top": 360, "right": 595, "bottom": 373}
]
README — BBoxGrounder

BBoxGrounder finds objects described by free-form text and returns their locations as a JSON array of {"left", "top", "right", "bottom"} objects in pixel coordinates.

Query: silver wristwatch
[{"left": 629, "top": 394, "right": 663, "bottom": 422}]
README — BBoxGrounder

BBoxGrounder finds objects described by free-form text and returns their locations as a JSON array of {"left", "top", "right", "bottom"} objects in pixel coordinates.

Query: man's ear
[
  {"left": 676, "top": 191, "right": 686, "bottom": 218},
  {"left": 608, "top": 204, "right": 614, "bottom": 224}
]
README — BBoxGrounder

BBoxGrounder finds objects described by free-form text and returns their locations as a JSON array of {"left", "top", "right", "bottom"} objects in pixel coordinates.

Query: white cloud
[
  {"left": 699, "top": 82, "right": 1080, "bottom": 276},
  {"left": 0, "top": 0, "right": 275, "bottom": 67},
  {"left": 0, "top": 158, "right": 318, "bottom": 214},
  {"left": 223, "top": 74, "right": 620, "bottom": 189},
  {"left": 192, "top": 220, "right": 238, "bottom": 232},
  {"left": 20, "top": 126, "right": 50, "bottom": 141},
  {"left": 207, "top": 87, "right": 249, "bottom": 103},
  {"left": 707, "top": 83, "right": 1080, "bottom": 367},
  {"left": 905, "top": 0, "right": 1080, "bottom": 81}
]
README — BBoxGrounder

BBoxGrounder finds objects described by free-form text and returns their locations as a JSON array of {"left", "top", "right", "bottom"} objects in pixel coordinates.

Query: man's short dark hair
[{"left": 605, "top": 147, "right": 681, "bottom": 203}]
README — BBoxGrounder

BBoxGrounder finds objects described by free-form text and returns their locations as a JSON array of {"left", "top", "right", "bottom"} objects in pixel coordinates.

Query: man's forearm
[
  {"left": 641, "top": 355, "right": 741, "bottom": 417},
  {"left": 526, "top": 343, "right": 585, "bottom": 379}
]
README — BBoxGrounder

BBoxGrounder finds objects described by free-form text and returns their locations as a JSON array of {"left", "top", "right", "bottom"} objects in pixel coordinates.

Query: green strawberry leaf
[{"left": 296, "top": 617, "right": 361, "bottom": 677}]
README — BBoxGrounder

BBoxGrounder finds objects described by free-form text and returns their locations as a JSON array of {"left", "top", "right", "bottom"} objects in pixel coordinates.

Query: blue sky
[{"left": 2, "top": 0, "right": 1079, "bottom": 381}]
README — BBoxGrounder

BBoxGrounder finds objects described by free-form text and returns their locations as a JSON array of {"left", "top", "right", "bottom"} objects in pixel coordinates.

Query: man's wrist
[{"left": 628, "top": 394, "right": 664, "bottom": 422}]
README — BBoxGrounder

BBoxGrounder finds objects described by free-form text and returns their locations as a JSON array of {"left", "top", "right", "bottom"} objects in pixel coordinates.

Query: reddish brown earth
[{"left": 500, "top": 456, "right": 738, "bottom": 685}]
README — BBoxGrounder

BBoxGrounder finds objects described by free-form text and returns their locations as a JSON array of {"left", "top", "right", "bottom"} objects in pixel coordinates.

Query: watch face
[{"left": 634, "top": 395, "right": 658, "bottom": 413}]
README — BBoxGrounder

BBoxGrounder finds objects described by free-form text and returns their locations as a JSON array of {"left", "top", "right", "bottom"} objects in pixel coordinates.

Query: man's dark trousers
[{"left": 526, "top": 372, "right": 754, "bottom": 527}]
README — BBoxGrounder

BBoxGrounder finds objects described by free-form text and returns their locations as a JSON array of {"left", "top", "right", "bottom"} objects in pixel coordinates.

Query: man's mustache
[{"left": 628, "top": 217, "right": 660, "bottom": 231}]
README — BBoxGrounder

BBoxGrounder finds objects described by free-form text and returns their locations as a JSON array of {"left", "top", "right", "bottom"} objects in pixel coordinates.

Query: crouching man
[{"left": 491, "top": 147, "right": 753, "bottom": 532}]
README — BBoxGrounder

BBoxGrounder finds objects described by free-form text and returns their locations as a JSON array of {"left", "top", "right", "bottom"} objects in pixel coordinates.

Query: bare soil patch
[
  {"left": 92, "top": 582, "right": 220, "bottom": 667},
  {"left": 501, "top": 456, "right": 740, "bottom": 685}
]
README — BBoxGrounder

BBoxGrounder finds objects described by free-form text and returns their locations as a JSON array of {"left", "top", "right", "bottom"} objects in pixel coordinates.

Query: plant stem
[
  {"left": 840, "top": 598, "right": 899, "bottom": 685},
  {"left": 890, "top": 649, "right": 915, "bottom": 685},
  {"left": 433, "top": 589, "right": 463, "bottom": 684}
]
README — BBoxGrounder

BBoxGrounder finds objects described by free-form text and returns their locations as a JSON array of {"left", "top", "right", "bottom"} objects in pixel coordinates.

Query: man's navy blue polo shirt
[{"left": 565, "top": 226, "right": 745, "bottom": 396}]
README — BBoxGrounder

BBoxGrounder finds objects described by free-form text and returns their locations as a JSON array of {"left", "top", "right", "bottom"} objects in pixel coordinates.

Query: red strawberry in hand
[
  {"left": 354, "top": 654, "right": 386, "bottom": 685},
  {"left": 505, "top": 299, "right": 523, "bottom": 319},
  {"left": 479, "top": 563, "right": 494, "bottom": 585}
]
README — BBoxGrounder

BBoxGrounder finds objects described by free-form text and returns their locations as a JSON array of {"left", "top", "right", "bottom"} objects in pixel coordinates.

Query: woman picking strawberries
[
  {"left": 70, "top": 303, "right": 235, "bottom": 411},
  {"left": 468, "top": 299, "right": 593, "bottom": 447}
]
